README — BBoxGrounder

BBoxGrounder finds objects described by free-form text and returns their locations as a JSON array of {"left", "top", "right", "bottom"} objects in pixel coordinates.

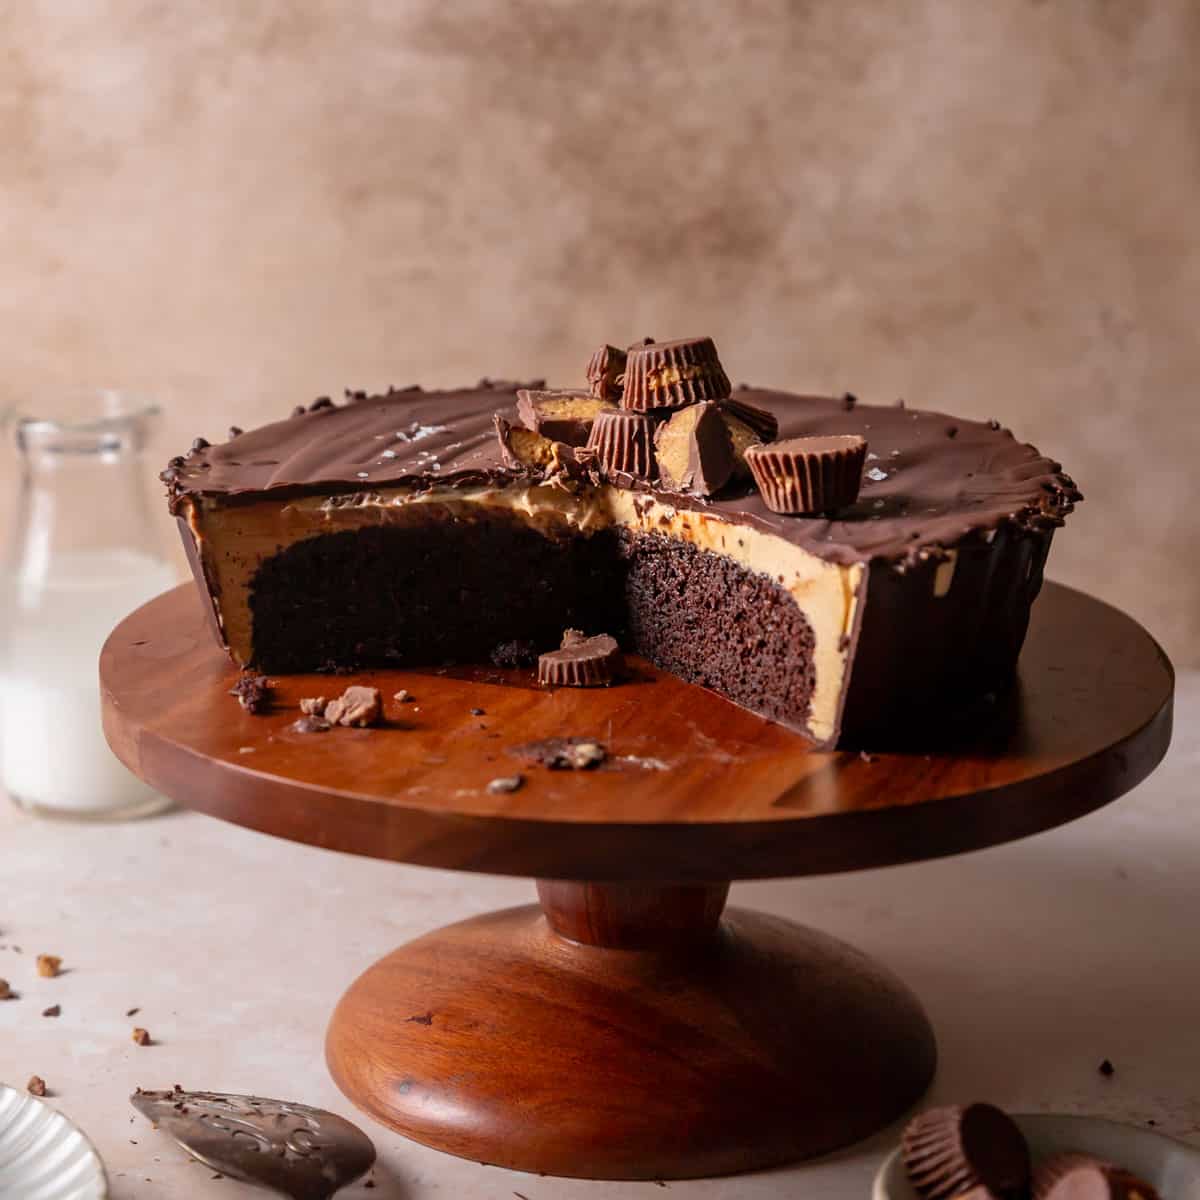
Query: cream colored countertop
[{"left": 1, "top": 674, "right": 1197, "bottom": 1199}]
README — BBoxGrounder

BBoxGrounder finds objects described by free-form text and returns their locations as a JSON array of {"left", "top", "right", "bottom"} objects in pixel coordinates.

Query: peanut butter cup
[
  {"left": 654, "top": 401, "right": 736, "bottom": 497},
  {"left": 621, "top": 336, "right": 731, "bottom": 411},
  {"left": 745, "top": 434, "right": 867, "bottom": 514},
  {"left": 586, "top": 408, "right": 657, "bottom": 481},
  {"left": 1032, "top": 1153, "right": 1159, "bottom": 1200},
  {"left": 586, "top": 345, "right": 627, "bottom": 403},
  {"left": 901, "top": 1104, "right": 1031, "bottom": 1200},
  {"left": 495, "top": 413, "right": 585, "bottom": 475},
  {"left": 716, "top": 397, "right": 778, "bottom": 477},
  {"left": 537, "top": 632, "right": 623, "bottom": 687},
  {"left": 516, "top": 389, "right": 609, "bottom": 447}
]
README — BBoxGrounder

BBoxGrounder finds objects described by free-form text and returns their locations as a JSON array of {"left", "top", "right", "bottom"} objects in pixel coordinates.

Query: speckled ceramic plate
[
  {"left": 0, "top": 1084, "right": 108, "bottom": 1200},
  {"left": 874, "top": 1113, "right": 1200, "bottom": 1200}
]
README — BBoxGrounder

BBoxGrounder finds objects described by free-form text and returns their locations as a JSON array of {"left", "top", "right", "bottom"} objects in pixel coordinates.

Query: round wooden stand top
[{"left": 100, "top": 583, "right": 1173, "bottom": 882}]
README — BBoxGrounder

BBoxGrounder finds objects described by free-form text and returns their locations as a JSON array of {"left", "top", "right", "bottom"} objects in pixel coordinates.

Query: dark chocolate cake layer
[
  {"left": 248, "top": 514, "right": 621, "bottom": 674},
  {"left": 619, "top": 532, "right": 817, "bottom": 727}
]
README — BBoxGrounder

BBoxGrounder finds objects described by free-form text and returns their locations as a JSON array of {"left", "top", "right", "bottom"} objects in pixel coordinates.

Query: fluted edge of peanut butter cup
[
  {"left": 745, "top": 434, "right": 867, "bottom": 514},
  {"left": 621, "top": 336, "right": 732, "bottom": 412},
  {"left": 585, "top": 407, "right": 658, "bottom": 481},
  {"left": 901, "top": 1104, "right": 1030, "bottom": 1200},
  {"left": 537, "top": 634, "right": 623, "bottom": 687}
]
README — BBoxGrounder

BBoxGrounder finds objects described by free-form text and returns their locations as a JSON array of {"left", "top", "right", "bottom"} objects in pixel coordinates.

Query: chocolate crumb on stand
[
  {"left": 325, "top": 686, "right": 383, "bottom": 727},
  {"left": 487, "top": 775, "right": 525, "bottom": 794},
  {"left": 0, "top": 979, "right": 14, "bottom": 1000},
  {"left": 131, "top": 1027, "right": 152, "bottom": 1046},
  {"left": 228, "top": 673, "right": 272, "bottom": 714},
  {"left": 27, "top": 1075, "right": 47, "bottom": 1097},
  {"left": 509, "top": 737, "right": 608, "bottom": 771}
]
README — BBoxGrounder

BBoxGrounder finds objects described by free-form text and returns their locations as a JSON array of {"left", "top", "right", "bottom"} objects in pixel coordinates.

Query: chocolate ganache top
[{"left": 164, "top": 381, "right": 1080, "bottom": 567}]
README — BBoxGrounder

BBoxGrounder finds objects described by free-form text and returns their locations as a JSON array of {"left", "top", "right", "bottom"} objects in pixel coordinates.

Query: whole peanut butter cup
[
  {"left": 537, "top": 632, "right": 623, "bottom": 687},
  {"left": 745, "top": 434, "right": 867, "bottom": 514},
  {"left": 586, "top": 408, "right": 657, "bottom": 481},
  {"left": 654, "top": 401, "right": 736, "bottom": 497},
  {"left": 586, "top": 345, "right": 627, "bottom": 403},
  {"left": 621, "top": 336, "right": 731, "bottom": 411},
  {"left": 901, "top": 1104, "right": 1031, "bottom": 1200},
  {"left": 1032, "top": 1153, "right": 1159, "bottom": 1200},
  {"left": 516, "top": 389, "right": 608, "bottom": 447}
]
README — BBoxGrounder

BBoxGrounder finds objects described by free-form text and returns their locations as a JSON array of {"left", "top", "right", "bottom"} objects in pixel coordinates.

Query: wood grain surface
[
  {"left": 324, "top": 894, "right": 937, "bottom": 1179},
  {"left": 100, "top": 582, "right": 1173, "bottom": 881}
]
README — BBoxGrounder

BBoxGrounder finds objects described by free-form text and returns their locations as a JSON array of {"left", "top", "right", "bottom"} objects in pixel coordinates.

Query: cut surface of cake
[{"left": 163, "top": 366, "right": 1079, "bottom": 748}]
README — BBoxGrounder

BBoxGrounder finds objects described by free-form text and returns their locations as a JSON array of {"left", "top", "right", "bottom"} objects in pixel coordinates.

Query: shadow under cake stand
[{"left": 100, "top": 582, "right": 1173, "bottom": 1181}]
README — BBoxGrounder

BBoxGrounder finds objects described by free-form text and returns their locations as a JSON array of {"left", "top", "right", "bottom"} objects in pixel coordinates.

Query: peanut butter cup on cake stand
[{"left": 102, "top": 340, "right": 1173, "bottom": 1181}]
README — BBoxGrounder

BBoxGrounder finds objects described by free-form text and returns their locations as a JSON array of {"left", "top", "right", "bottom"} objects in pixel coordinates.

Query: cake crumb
[
  {"left": 27, "top": 1076, "right": 47, "bottom": 1096},
  {"left": 509, "top": 738, "right": 607, "bottom": 771},
  {"left": 229, "top": 673, "right": 272, "bottom": 713},
  {"left": 299, "top": 696, "right": 329, "bottom": 715},
  {"left": 325, "top": 686, "right": 383, "bottom": 728},
  {"left": 291, "top": 715, "right": 331, "bottom": 734},
  {"left": 487, "top": 775, "right": 525, "bottom": 794},
  {"left": 470, "top": 707, "right": 485, "bottom": 716},
  {"left": 132, "top": 1027, "right": 152, "bottom": 1046},
  {"left": 393, "top": 689, "right": 413, "bottom": 703},
  {"left": 1099, "top": 1058, "right": 1115, "bottom": 1077},
  {"left": 36, "top": 954, "right": 62, "bottom": 978},
  {"left": 42, "top": 1004, "right": 60, "bottom": 1018},
  {"left": 0, "top": 979, "right": 15, "bottom": 1000}
]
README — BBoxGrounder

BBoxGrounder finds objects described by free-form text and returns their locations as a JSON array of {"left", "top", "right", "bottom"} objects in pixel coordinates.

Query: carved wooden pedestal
[{"left": 325, "top": 881, "right": 935, "bottom": 1179}]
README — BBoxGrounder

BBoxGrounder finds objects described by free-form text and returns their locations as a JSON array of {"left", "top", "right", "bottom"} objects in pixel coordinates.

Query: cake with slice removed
[{"left": 162, "top": 348, "right": 1079, "bottom": 748}]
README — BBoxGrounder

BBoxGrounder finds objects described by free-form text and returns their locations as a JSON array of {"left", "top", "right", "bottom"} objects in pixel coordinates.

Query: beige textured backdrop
[{"left": 1, "top": 1, "right": 1196, "bottom": 664}]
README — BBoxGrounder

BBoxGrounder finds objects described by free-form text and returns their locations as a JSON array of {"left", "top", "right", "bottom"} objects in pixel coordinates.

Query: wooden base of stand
[{"left": 325, "top": 882, "right": 936, "bottom": 1180}]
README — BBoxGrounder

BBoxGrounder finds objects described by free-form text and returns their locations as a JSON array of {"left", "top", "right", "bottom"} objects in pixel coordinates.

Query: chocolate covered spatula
[{"left": 131, "top": 1087, "right": 375, "bottom": 1199}]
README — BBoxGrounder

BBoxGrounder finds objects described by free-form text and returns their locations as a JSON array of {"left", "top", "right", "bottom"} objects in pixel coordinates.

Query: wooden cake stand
[{"left": 100, "top": 583, "right": 1173, "bottom": 1181}]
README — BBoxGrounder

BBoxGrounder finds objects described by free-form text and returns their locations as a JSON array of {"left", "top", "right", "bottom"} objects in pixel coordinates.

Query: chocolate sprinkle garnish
[{"left": 42, "top": 1004, "right": 60, "bottom": 1018}]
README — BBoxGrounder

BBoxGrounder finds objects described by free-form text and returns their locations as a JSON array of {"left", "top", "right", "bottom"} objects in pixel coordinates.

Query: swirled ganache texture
[{"left": 165, "top": 381, "right": 1080, "bottom": 747}]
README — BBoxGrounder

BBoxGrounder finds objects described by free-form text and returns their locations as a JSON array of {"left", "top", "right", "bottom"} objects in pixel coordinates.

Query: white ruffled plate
[
  {"left": 874, "top": 1113, "right": 1200, "bottom": 1200},
  {"left": 0, "top": 1083, "right": 108, "bottom": 1200}
]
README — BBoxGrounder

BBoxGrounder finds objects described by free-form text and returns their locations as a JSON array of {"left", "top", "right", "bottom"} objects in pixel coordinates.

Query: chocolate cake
[{"left": 163, "top": 352, "right": 1079, "bottom": 747}]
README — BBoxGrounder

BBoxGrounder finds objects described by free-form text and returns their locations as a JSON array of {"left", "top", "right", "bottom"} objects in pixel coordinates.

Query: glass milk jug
[{"left": 1, "top": 395, "right": 177, "bottom": 819}]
